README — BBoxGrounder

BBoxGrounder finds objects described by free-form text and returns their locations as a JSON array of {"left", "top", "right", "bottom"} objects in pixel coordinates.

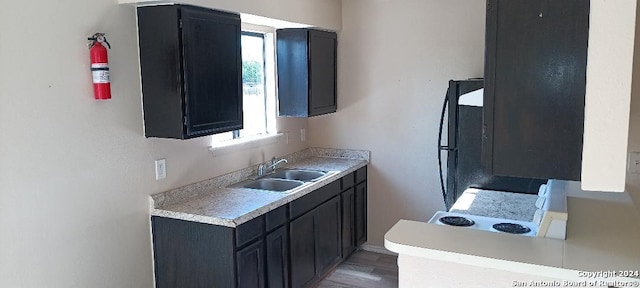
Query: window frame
[
  {"left": 236, "top": 31, "right": 269, "bottom": 139},
  {"left": 209, "top": 25, "right": 280, "bottom": 153}
]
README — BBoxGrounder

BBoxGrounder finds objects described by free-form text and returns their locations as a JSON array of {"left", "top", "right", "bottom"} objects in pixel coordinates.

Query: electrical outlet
[
  {"left": 300, "top": 128, "right": 306, "bottom": 142},
  {"left": 285, "top": 132, "right": 290, "bottom": 144},
  {"left": 155, "top": 158, "right": 167, "bottom": 180},
  {"left": 629, "top": 152, "right": 640, "bottom": 174}
]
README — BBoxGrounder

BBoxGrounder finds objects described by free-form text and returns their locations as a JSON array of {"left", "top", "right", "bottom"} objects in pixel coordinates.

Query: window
[{"left": 210, "top": 30, "right": 276, "bottom": 144}]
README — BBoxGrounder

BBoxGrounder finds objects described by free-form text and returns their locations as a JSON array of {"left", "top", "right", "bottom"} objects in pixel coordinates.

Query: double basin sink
[{"left": 240, "top": 169, "right": 327, "bottom": 192}]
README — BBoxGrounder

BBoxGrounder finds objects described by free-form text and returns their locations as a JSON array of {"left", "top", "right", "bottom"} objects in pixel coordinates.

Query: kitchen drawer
[
  {"left": 356, "top": 166, "right": 367, "bottom": 184},
  {"left": 341, "top": 172, "right": 355, "bottom": 191},
  {"left": 266, "top": 205, "right": 288, "bottom": 232},
  {"left": 236, "top": 215, "right": 265, "bottom": 247},
  {"left": 290, "top": 180, "right": 340, "bottom": 219}
]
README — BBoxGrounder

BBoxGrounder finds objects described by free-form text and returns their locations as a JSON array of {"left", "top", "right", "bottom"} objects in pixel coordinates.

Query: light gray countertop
[
  {"left": 150, "top": 148, "right": 368, "bottom": 227},
  {"left": 449, "top": 188, "right": 539, "bottom": 222}
]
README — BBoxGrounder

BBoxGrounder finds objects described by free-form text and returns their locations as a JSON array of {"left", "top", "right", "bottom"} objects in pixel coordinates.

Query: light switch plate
[
  {"left": 300, "top": 128, "right": 306, "bottom": 142},
  {"left": 629, "top": 152, "right": 640, "bottom": 174},
  {"left": 155, "top": 158, "right": 167, "bottom": 180}
]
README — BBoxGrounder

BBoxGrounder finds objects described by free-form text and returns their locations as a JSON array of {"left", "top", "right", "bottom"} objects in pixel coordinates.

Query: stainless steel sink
[
  {"left": 242, "top": 178, "right": 304, "bottom": 192},
  {"left": 262, "top": 169, "right": 327, "bottom": 182}
]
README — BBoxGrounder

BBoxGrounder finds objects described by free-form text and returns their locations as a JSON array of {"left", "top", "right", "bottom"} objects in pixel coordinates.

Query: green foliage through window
[{"left": 242, "top": 60, "right": 263, "bottom": 85}]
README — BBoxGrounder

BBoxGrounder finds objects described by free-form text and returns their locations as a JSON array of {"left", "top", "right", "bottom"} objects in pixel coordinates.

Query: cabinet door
[
  {"left": 266, "top": 226, "right": 288, "bottom": 288},
  {"left": 355, "top": 182, "right": 367, "bottom": 245},
  {"left": 289, "top": 212, "right": 316, "bottom": 288},
  {"left": 151, "top": 217, "right": 235, "bottom": 288},
  {"left": 181, "top": 6, "right": 242, "bottom": 137},
  {"left": 483, "top": 0, "right": 589, "bottom": 180},
  {"left": 341, "top": 188, "right": 356, "bottom": 257},
  {"left": 237, "top": 240, "right": 266, "bottom": 288},
  {"left": 315, "top": 196, "right": 342, "bottom": 277},
  {"left": 308, "top": 30, "right": 337, "bottom": 116}
]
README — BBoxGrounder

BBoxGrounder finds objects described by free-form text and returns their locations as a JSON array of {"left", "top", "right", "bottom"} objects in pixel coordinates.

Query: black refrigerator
[{"left": 438, "top": 79, "right": 546, "bottom": 210}]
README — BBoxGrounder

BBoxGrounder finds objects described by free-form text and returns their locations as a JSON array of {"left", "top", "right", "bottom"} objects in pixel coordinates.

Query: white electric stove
[
  {"left": 428, "top": 211, "right": 538, "bottom": 237},
  {"left": 428, "top": 180, "right": 568, "bottom": 239}
]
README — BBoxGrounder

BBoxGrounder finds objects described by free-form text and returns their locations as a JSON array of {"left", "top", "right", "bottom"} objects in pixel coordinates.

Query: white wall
[
  {"left": 309, "top": 0, "right": 486, "bottom": 246},
  {"left": 581, "top": 0, "right": 637, "bottom": 192},
  {"left": 0, "top": 0, "right": 337, "bottom": 287},
  {"left": 626, "top": 0, "right": 640, "bottom": 212}
]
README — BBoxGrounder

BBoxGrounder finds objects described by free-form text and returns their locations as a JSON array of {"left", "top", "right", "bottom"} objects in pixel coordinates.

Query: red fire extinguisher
[{"left": 88, "top": 33, "right": 111, "bottom": 100}]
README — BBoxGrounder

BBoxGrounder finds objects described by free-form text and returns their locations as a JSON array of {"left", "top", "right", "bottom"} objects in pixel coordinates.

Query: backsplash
[
  {"left": 150, "top": 147, "right": 370, "bottom": 208},
  {"left": 310, "top": 147, "right": 370, "bottom": 160}
]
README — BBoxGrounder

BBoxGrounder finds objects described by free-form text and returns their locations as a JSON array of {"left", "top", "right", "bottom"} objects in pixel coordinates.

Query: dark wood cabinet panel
[
  {"left": 276, "top": 28, "right": 337, "bottom": 117},
  {"left": 289, "top": 180, "right": 340, "bottom": 219},
  {"left": 315, "top": 196, "right": 341, "bottom": 276},
  {"left": 236, "top": 215, "right": 265, "bottom": 247},
  {"left": 483, "top": 0, "right": 589, "bottom": 180},
  {"left": 290, "top": 195, "right": 342, "bottom": 288},
  {"left": 137, "top": 5, "right": 242, "bottom": 139},
  {"left": 355, "top": 182, "right": 367, "bottom": 245},
  {"left": 237, "top": 240, "right": 266, "bottom": 288},
  {"left": 341, "top": 171, "right": 355, "bottom": 190},
  {"left": 308, "top": 30, "right": 338, "bottom": 116},
  {"left": 341, "top": 187, "right": 356, "bottom": 257},
  {"left": 151, "top": 216, "right": 235, "bottom": 288},
  {"left": 290, "top": 211, "right": 316, "bottom": 288},
  {"left": 355, "top": 166, "right": 367, "bottom": 184},
  {"left": 266, "top": 226, "right": 289, "bottom": 288},
  {"left": 266, "top": 205, "right": 288, "bottom": 232}
]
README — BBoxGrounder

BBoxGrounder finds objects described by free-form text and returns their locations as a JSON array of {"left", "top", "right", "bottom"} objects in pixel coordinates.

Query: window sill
[{"left": 208, "top": 133, "right": 284, "bottom": 156}]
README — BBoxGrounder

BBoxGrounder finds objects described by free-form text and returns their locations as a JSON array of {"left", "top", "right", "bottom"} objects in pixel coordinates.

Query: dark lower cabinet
[
  {"left": 341, "top": 187, "right": 356, "bottom": 257},
  {"left": 266, "top": 226, "right": 289, "bottom": 288},
  {"left": 237, "top": 240, "right": 265, "bottom": 288},
  {"left": 151, "top": 217, "right": 235, "bottom": 288},
  {"left": 290, "top": 211, "right": 317, "bottom": 288},
  {"left": 315, "top": 196, "right": 342, "bottom": 276},
  {"left": 341, "top": 166, "right": 367, "bottom": 257},
  {"left": 151, "top": 165, "right": 368, "bottom": 288},
  {"left": 290, "top": 196, "right": 341, "bottom": 288},
  {"left": 355, "top": 182, "right": 367, "bottom": 245}
]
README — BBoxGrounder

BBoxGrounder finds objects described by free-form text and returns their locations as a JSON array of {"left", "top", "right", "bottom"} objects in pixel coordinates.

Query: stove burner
[
  {"left": 438, "top": 216, "right": 475, "bottom": 227},
  {"left": 492, "top": 223, "right": 532, "bottom": 234}
]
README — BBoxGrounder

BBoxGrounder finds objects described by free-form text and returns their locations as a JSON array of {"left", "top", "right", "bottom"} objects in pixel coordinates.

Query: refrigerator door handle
[{"left": 438, "top": 86, "right": 451, "bottom": 209}]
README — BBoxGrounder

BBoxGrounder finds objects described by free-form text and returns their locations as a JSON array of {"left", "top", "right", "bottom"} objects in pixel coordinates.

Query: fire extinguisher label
[{"left": 91, "top": 63, "right": 110, "bottom": 84}]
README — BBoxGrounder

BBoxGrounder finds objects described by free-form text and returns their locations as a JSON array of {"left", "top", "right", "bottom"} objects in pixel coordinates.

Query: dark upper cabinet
[
  {"left": 137, "top": 5, "right": 242, "bottom": 139},
  {"left": 277, "top": 28, "right": 337, "bottom": 117},
  {"left": 483, "top": 0, "right": 589, "bottom": 180}
]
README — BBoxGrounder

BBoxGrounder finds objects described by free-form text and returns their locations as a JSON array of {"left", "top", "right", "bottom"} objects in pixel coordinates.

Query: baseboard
[{"left": 359, "top": 244, "right": 398, "bottom": 256}]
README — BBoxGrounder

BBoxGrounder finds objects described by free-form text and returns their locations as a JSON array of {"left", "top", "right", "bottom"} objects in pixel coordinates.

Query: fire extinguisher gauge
[{"left": 88, "top": 32, "right": 110, "bottom": 49}]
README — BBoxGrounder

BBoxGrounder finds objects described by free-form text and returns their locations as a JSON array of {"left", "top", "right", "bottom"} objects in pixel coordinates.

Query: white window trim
[{"left": 208, "top": 133, "right": 284, "bottom": 156}]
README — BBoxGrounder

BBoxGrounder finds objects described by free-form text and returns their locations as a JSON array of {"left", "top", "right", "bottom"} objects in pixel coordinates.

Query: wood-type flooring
[{"left": 316, "top": 249, "right": 399, "bottom": 288}]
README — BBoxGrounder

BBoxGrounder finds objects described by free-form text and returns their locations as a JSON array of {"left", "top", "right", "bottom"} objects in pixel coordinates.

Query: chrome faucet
[{"left": 257, "top": 157, "right": 288, "bottom": 177}]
